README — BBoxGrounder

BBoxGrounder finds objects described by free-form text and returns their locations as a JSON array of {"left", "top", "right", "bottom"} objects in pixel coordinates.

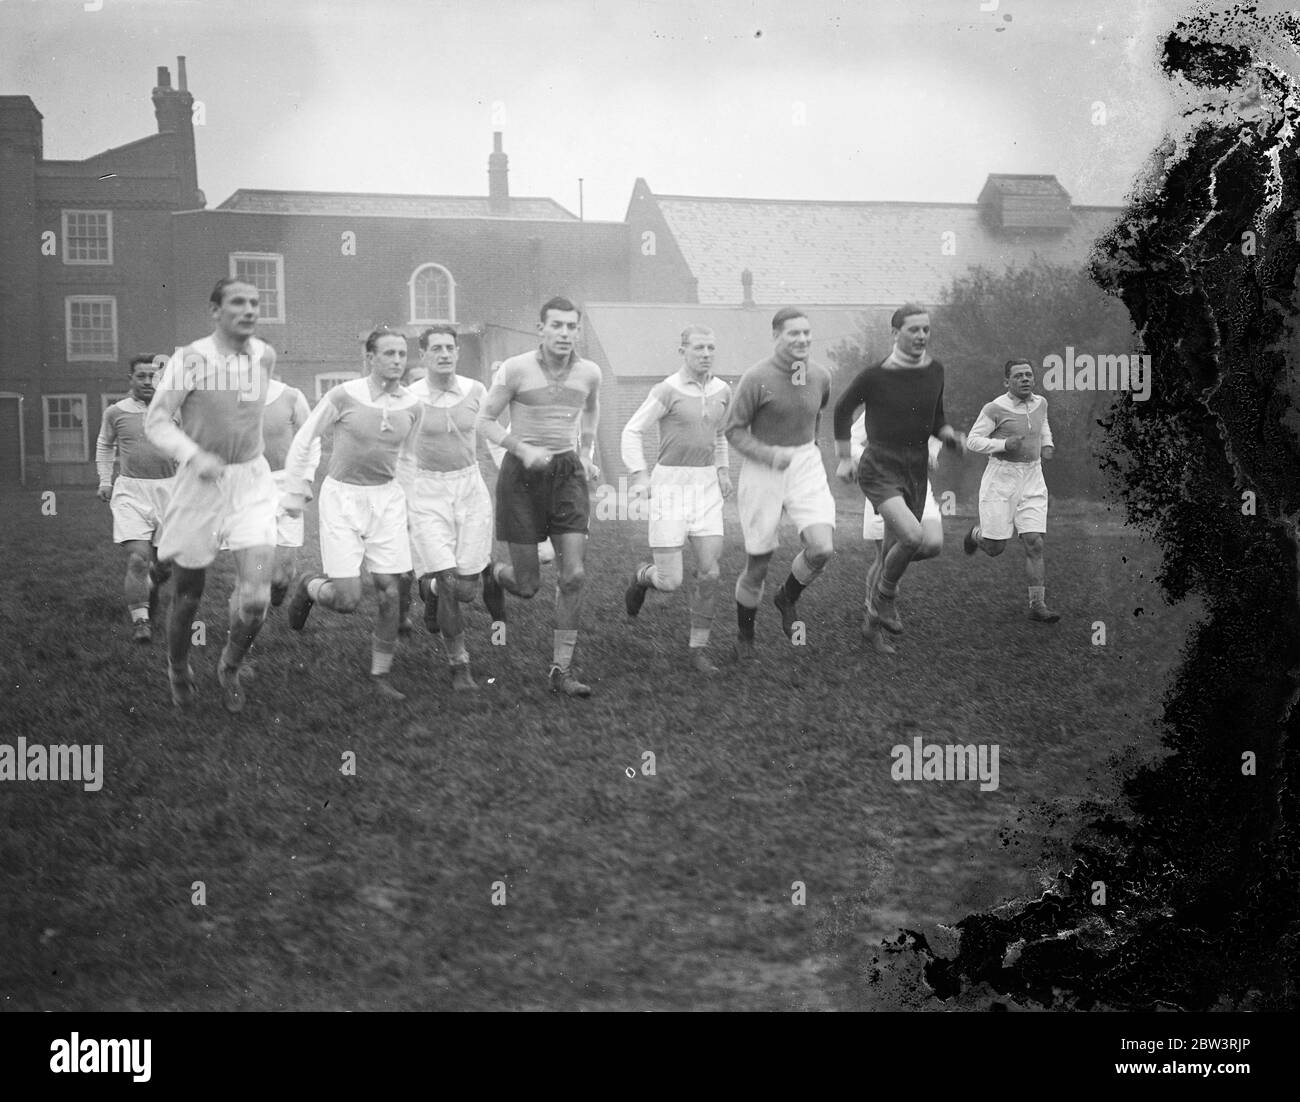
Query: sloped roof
[
  {"left": 584, "top": 302, "right": 871, "bottom": 379},
  {"left": 978, "top": 174, "right": 1072, "bottom": 201},
  {"left": 651, "top": 193, "right": 1120, "bottom": 305},
  {"left": 216, "top": 188, "right": 578, "bottom": 220}
]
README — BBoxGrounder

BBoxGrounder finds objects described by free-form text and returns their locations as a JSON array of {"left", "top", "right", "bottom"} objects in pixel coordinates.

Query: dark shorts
[
  {"left": 858, "top": 443, "right": 930, "bottom": 522},
  {"left": 495, "top": 449, "right": 590, "bottom": 543}
]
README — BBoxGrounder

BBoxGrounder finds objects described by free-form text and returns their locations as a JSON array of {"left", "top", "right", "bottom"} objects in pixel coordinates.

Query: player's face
[
  {"left": 1008, "top": 363, "right": 1035, "bottom": 398},
  {"left": 775, "top": 317, "right": 811, "bottom": 362},
  {"left": 538, "top": 309, "right": 581, "bottom": 360},
  {"left": 212, "top": 282, "right": 260, "bottom": 342},
  {"left": 894, "top": 313, "right": 930, "bottom": 357},
  {"left": 680, "top": 333, "right": 716, "bottom": 380},
  {"left": 128, "top": 366, "right": 157, "bottom": 403},
  {"left": 367, "top": 335, "right": 408, "bottom": 383},
  {"left": 421, "top": 335, "right": 459, "bottom": 382}
]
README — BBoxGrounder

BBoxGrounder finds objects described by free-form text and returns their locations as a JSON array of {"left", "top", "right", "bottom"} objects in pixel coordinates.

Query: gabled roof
[
  {"left": 583, "top": 302, "right": 871, "bottom": 379},
  {"left": 216, "top": 188, "right": 578, "bottom": 221},
  {"left": 646, "top": 189, "right": 1120, "bottom": 306},
  {"left": 978, "top": 174, "right": 1072, "bottom": 202}
]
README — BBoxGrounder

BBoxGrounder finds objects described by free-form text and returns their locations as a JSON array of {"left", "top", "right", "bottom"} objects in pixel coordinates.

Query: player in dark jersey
[{"left": 833, "top": 303, "right": 965, "bottom": 640}]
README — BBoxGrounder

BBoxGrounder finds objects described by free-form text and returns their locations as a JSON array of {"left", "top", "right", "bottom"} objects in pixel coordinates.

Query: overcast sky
[{"left": 0, "top": 0, "right": 1241, "bottom": 221}]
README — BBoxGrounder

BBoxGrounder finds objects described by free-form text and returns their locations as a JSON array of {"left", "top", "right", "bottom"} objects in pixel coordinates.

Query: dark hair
[
  {"left": 209, "top": 276, "right": 257, "bottom": 308},
  {"left": 890, "top": 303, "right": 928, "bottom": 330},
  {"left": 1004, "top": 358, "right": 1034, "bottom": 378},
  {"left": 365, "top": 328, "right": 407, "bottom": 354},
  {"left": 770, "top": 307, "right": 807, "bottom": 336},
  {"left": 128, "top": 354, "right": 158, "bottom": 373},
  {"left": 419, "top": 324, "right": 459, "bottom": 351},
  {"left": 540, "top": 296, "right": 581, "bottom": 323}
]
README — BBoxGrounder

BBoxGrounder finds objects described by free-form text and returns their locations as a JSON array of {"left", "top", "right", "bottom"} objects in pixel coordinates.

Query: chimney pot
[
  {"left": 156, "top": 66, "right": 170, "bottom": 88},
  {"left": 177, "top": 56, "right": 188, "bottom": 91}
]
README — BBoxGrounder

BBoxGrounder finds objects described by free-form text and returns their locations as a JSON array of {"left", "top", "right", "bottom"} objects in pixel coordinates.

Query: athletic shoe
[
  {"left": 690, "top": 650, "right": 720, "bottom": 675},
  {"left": 625, "top": 567, "right": 649, "bottom": 617},
  {"left": 867, "top": 587, "right": 904, "bottom": 635},
  {"left": 773, "top": 589, "right": 799, "bottom": 639},
  {"left": 450, "top": 662, "right": 478, "bottom": 692},
  {"left": 168, "top": 659, "right": 196, "bottom": 710},
  {"left": 482, "top": 564, "right": 506, "bottom": 623},
  {"left": 270, "top": 580, "right": 289, "bottom": 607},
  {"left": 548, "top": 665, "right": 592, "bottom": 697},
  {"left": 963, "top": 525, "right": 979, "bottom": 556},
  {"left": 732, "top": 635, "right": 757, "bottom": 662},
  {"left": 371, "top": 675, "right": 407, "bottom": 702},
  {"left": 287, "top": 573, "right": 323, "bottom": 631},
  {"left": 418, "top": 574, "right": 439, "bottom": 634},
  {"left": 217, "top": 662, "right": 246, "bottom": 714},
  {"left": 1029, "top": 604, "right": 1061, "bottom": 624},
  {"left": 861, "top": 613, "right": 897, "bottom": 655},
  {"left": 133, "top": 620, "right": 152, "bottom": 645}
]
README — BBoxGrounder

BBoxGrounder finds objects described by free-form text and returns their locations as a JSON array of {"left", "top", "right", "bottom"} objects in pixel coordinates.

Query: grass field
[{"left": 0, "top": 482, "right": 1198, "bottom": 1010}]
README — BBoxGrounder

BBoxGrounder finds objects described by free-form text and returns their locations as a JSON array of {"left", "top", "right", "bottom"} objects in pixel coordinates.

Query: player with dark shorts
[
  {"left": 834, "top": 303, "right": 965, "bottom": 640},
  {"left": 476, "top": 296, "right": 602, "bottom": 697}
]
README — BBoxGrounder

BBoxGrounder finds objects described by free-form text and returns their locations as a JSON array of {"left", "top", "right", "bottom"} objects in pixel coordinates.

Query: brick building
[
  {"left": 0, "top": 60, "right": 202, "bottom": 485},
  {"left": 1, "top": 57, "right": 1123, "bottom": 487}
]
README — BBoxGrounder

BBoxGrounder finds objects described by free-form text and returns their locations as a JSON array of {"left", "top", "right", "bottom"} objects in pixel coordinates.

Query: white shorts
[
  {"left": 111, "top": 475, "right": 174, "bottom": 545},
  {"left": 864, "top": 479, "right": 941, "bottom": 539},
  {"left": 648, "top": 464, "right": 724, "bottom": 547},
  {"left": 319, "top": 476, "right": 411, "bottom": 578},
  {"left": 272, "top": 467, "right": 304, "bottom": 548},
  {"left": 737, "top": 443, "right": 836, "bottom": 555},
  {"left": 406, "top": 464, "right": 493, "bottom": 576},
  {"left": 978, "top": 458, "right": 1048, "bottom": 540},
  {"left": 158, "top": 456, "right": 277, "bottom": 570}
]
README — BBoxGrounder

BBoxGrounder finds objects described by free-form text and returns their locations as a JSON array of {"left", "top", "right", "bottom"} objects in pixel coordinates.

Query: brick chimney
[
  {"left": 741, "top": 268, "right": 755, "bottom": 307},
  {"left": 151, "top": 58, "right": 202, "bottom": 208},
  {"left": 488, "top": 131, "right": 509, "bottom": 214}
]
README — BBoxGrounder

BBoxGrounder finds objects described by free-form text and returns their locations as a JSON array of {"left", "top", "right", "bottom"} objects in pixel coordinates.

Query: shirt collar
[
  {"left": 536, "top": 345, "right": 575, "bottom": 371},
  {"left": 676, "top": 367, "right": 714, "bottom": 391}
]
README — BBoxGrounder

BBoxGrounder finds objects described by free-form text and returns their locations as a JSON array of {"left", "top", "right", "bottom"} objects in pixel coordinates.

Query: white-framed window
[
  {"left": 408, "top": 263, "right": 455, "bottom": 324},
  {"left": 315, "top": 372, "right": 358, "bottom": 402},
  {"left": 65, "top": 296, "right": 118, "bottom": 361},
  {"left": 229, "top": 252, "right": 286, "bottom": 322},
  {"left": 62, "top": 210, "right": 113, "bottom": 265},
  {"left": 43, "top": 394, "right": 89, "bottom": 463}
]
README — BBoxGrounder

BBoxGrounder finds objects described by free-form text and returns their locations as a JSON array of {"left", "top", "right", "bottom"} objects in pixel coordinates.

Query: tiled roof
[
  {"left": 652, "top": 194, "right": 1120, "bottom": 306},
  {"left": 216, "top": 189, "right": 578, "bottom": 221},
  {"left": 584, "top": 302, "right": 871, "bottom": 379}
]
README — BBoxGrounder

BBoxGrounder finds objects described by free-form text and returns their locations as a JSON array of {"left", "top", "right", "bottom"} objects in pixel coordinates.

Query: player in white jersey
[
  {"left": 282, "top": 329, "right": 424, "bottom": 702},
  {"left": 97, "top": 354, "right": 177, "bottom": 643},
  {"left": 145, "top": 278, "right": 279, "bottom": 713},
  {"left": 621, "top": 325, "right": 732, "bottom": 674},
  {"left": 261, "top": 370, "right": 319, "bottom": 607},
  {"left": 962, "top": 358, "right": 1060, "bottom": 622},
  {"left": 851, "top": 413, "right": 943, "bottom": 654},
  {"left": 399, "top": 325, "right": 492, "bottom": 692}
]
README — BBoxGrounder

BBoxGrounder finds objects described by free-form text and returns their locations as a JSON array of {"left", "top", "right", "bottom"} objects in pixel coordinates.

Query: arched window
[{"left": 408, "top": 263, "right": 456, "bottom": 323}]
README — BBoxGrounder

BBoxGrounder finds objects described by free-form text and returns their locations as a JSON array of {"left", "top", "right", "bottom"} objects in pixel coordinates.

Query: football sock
[
  {"left": 735, "top": 576, "right": 762, "bottom": 640},
  {"left": 553, "top": 629, "right": 577, "bottom": 671},
  {"left": 370, "top": 635, "right": 395, "bottom": 677},
  {"left": 689, "top": 568, "right": 716, "bottom": 647},
  {"left": 130, "top": 606, "right": 149, "bottom": 622},
  {"left": 1029, "top": 585, "right": 1046, "bottom": 608},
  {"left": 445, "top": 633, "right": 469, "bottom": 666}
]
